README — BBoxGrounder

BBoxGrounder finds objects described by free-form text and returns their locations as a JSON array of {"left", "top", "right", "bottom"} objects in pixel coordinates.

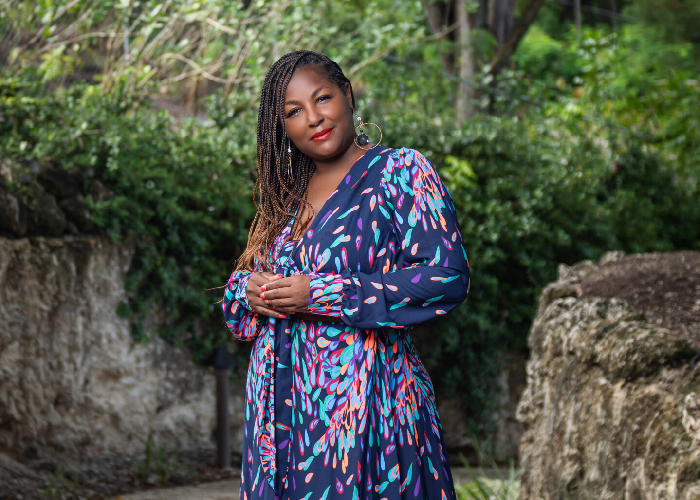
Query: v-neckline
[{"left": 290, "top": 145, "right": 385, "bottom": 240}]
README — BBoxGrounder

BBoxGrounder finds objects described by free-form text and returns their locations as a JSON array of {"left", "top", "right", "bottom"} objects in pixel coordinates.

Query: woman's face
[{"left": 283, "top": 67, "right": 355, "bottom": 163}]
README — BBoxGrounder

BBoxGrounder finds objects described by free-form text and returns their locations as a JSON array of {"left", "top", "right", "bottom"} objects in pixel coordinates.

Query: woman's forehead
[{"left": 284, "top": 67, "right": 337, "bottom": 101}]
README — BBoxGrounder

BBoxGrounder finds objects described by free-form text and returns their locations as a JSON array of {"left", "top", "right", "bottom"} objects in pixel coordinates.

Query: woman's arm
[
  {"left": 310, "top": 148, "right": 469, "bottom": 328},
  {"left": 254, "top": 274, "right": 339, "bottom": 323},
  {"left": 222, "top": 270, "right": 286, "bottom": 340},
  {"left": 259, "top": 148, "right": 470, "bottom": 329}
]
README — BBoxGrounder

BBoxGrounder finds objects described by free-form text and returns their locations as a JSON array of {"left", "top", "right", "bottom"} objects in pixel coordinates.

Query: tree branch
[
  {"left": 156, "top": 53, "right": 229, "bottom": 84},
  {"left": 347, "top": 22, "right": 458, "bottom": 77},
  {"left": 487, "top": 0, "right": 545, "bottom": 76}
]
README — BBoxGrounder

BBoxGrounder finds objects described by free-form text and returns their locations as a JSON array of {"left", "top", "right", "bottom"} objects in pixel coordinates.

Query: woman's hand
[
  {"left": 258, "top": 275, "right": 311, "bottom": 315},
  {"left": 246, "top": 273, "right": 287, "bottom": 319}
]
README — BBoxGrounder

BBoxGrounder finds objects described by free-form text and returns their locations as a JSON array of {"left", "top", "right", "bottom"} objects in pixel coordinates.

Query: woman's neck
[{"left": 312, "top": 141, "right": 366, "bottom": 176}]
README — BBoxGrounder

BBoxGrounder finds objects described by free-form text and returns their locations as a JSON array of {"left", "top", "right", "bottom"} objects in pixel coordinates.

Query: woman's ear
[{"left": 343, "top": 82, "right": 354, "bottom": 110}]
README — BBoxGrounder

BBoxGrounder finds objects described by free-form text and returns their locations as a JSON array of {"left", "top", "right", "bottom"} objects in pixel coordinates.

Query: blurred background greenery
[{"left": 1, "top": 0, "right": 698, "bottom": 443}]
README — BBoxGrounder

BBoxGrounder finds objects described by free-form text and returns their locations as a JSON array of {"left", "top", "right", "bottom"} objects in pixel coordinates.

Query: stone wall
[
  {"left": 0, "top": 234, "right": 521, "bottom": 466},
  {"left": 0, "top": 236, "right": 244, "bottom": 459},
  {"left": 518, "top": 252, "right": 700, "bottom": 500}
]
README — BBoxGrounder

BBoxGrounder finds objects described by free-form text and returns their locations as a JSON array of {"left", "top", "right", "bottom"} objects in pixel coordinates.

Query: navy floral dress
[{"left": 223, "top": 147, "right": 470, "bottom": 500}]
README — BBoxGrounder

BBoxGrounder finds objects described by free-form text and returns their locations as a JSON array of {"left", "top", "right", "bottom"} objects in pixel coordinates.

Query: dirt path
[
  {"left": 115, "top": 480, "right": 241, "bottom": 500},
  {"left": 113, "top": 468, "right": 510, "bottom": 500}
]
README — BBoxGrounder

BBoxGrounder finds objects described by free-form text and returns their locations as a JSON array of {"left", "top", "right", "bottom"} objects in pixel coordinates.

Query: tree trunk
[
  {"left": 487, "top": 0, "right": 546, "bottom": 75},
  {"left": 574, "top": 0, "right": 582, "bottom": 41},
  {"left": 488, "top": 0, "right": 519, "bottom": 48},
  {"left": 609, "top": 0, "right": 619, "bottom": 28},
  {"left": 421, "top": 0, "right": 541, "bottom": 119},
  {"left": 421, "top": 0, "right": 457, "bottom": 74},
  {"left": 456, "top": 0, "right": 476, "bottom": 123}
]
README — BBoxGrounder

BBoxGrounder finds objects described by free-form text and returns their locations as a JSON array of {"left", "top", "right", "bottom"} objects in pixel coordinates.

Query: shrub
[
  {"left": 383, "top": 109, "right": 700, "bottom": 434},
  {"left": 0, "top": 75, "right": 255, "bottom": 361},
  {"left": 2, "top": 70, "right": 698, "bottom": 437}
]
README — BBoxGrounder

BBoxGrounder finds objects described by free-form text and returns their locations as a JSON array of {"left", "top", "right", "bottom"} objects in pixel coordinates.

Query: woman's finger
[
  {"left": 248, "top": 296, "right": 266, "bottom": 309},
  {"left": 262, "top": 292, "right": 303, "bottom": 308},
  {"left": 259, "top": 289, "right": 279, "bottom": 301},
  {"left": 260, "top": 288, "right": 290, "bottom": 300},
  {"left": 263, "top": 274, "right": 285, "bottom": 286},
  {"left": 265, "top": 297, "right": 297, "bottom": 310},
  {"left": 249, "top": 288, "right": 296, "bottom": 315},
  {"left": 248, "top": 273, "right": 284, "bottom": 297},
  {"left": 260, "top": 277, "right": 293, "bottom": 292},
  {"left": 250, "top": 272, "right": 282, "bottom": 287},
  {"left": 251, "top": 291, "right": 275, "bottom": 305},
  {"left": 261, "top": 280, "right": 301, "bottom": 298},
  {"left": 251, "top": 304, "right": 287, "bottom": 319}
]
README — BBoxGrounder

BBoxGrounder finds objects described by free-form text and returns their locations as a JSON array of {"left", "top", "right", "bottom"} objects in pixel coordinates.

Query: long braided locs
[{"left": 235, "top": 51, "right": 356, "bottom": 272}]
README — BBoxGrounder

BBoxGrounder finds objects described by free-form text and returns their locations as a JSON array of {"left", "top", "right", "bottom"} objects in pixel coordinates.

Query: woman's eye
[
  {"left": 286, "top": 108, "right": 300, "bottom": 118},
  {"left": 317, "top": 95, "right": 332, "bottom": 103}
]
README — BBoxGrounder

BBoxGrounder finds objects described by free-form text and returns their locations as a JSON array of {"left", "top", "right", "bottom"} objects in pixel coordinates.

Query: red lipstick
[{"left": 311, "top": 128, "right": 333, "bottom": 141}]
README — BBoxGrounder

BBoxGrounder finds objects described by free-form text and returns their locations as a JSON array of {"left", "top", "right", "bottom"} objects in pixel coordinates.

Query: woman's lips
[{"left": 311, "top": 128, "right": 333, "bottom": 141}]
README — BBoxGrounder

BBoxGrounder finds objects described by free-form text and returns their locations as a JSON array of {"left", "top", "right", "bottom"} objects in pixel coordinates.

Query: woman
[{"left": 223, "top": 51, "right": 470, "bottom": 500}]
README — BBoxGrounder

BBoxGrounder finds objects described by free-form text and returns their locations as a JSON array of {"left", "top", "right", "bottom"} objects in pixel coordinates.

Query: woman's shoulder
[
  {"left": 385, "top": 146, "right": 429, "bottom": 161},
  {"left": 377, "top": 147, "right": 448, "bottom": 195},
  {"left": 377, "top": 147, "right": 438, "bottom": 178},
  {"left": 368, "top": 147, "right": 433, "bottom": 170},
  {"left": 364, "top": 147, "right": 442, "bottom": 193}
]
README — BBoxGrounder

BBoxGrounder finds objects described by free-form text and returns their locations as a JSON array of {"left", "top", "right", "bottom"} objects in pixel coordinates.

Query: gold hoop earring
[{"left": 354, "top": 112, "right": 382, "bottom": 151}]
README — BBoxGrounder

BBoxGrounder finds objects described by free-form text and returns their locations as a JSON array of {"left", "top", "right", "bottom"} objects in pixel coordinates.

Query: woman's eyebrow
[
  {"left": 284, "top": 85, "right": 331, "bottom": 106},
  {"left": 311, "top": 85, "right": 331, "bottom": 98}
]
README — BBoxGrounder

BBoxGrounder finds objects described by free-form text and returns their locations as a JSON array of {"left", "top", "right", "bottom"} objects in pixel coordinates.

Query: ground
[
  {"left": 0, "top": 449, "right": 239, "bottom": 500},
  {"left": 0, "top": 449, "right": 500, "bottom": 500},
  {"left": 114, "top": 468, "right": 505, "bottom": 500},
  {"left": 117, "top": 479, "right": 241, "bottom": 500}
]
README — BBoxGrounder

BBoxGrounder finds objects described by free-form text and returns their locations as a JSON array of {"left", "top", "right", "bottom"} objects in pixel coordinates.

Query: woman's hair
[{"left": 236, "top": 51, "right": 355, "bottom": 272}]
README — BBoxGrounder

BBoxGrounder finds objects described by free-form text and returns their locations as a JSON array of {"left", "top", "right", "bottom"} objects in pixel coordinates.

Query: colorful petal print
[{"left": 222, "top": 147, "right": 469, "bottom": 499}]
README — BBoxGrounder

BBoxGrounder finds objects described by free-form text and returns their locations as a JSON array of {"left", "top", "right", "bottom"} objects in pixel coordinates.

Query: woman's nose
[{"left": 307, "top": 106, "right": 323, "bottom": 127}]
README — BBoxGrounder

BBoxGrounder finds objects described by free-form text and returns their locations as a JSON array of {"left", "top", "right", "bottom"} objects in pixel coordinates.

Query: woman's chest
[{"left": 287, "top": 190, "right": 404, "bottom": 275}]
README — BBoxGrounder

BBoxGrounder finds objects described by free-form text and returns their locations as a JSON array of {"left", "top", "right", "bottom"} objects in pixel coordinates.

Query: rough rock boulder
[
  {"left": 518, "top": 251, "right": 700, "bottom": 500},
  {"left": 0, "top": 236, "right": 244, "bottom": 460}
]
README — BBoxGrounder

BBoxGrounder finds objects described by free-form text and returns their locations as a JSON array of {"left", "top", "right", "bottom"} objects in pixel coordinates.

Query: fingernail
[
  {"left": 264, "top": 299, "right": 269, "bottom": 304},
  {"left": 260, "top": 285, "right": 266, "bottom": 291},
  {"left": 279, "top": 314, "right": 287, "bottom": 318},
  {"left": 260, "top": 292, "right": 266, "bottom": 298}
]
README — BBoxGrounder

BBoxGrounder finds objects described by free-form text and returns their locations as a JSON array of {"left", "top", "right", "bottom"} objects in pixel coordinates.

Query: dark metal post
[
  {"left": 207, "top": 344, "right": 236, "bottom": 469},
  {"left": 215, "top": 366, "right": 231, "bottom": 469}
]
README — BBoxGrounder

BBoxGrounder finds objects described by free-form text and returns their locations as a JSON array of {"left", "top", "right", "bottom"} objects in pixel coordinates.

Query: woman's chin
[{"left": 304, "top": 139, "right": 352, "bottom": 162}]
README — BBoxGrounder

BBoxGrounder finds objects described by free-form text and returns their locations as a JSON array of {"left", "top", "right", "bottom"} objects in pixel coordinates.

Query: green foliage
[
  {"left": 0, "top": 75, "right": 255, "bottom": 361},
  {"left": 512, "top": 25, "right": 584, "bottom": 87},
  {"left": 2, "top": 0, "right": 700, "bottom": 441},
  {"left": 625, "top": 0, "right": 700, "bottom": 49},
  {"left": 382, "top": 100, "right": 700, "bottom": 432},
  {"left": 469, "top": 431, "right": 512, "bottom": 466},
  {"left": 133, "top": 435, "right": 189, "bottom": 484},
  {"left": 560, "top": 26, "right": 700, "bottom": 180},
  {"left": 0, "top": 0, "right": 436, "bottom": 116},
  {"left": 3, "top": 49, "right": 700, "bottom": 432},
  {"left": 456, "top": 455, "right": 520, "bottom": 500},
  {"left": 41, "top": 462, "right": 79, "bottom": 499}
]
